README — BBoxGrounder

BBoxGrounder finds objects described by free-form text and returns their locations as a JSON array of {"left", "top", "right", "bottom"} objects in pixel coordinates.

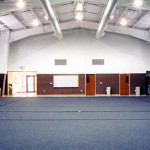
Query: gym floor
[{"left": 0, "top": 96, "right": 150, "bottom": 150}]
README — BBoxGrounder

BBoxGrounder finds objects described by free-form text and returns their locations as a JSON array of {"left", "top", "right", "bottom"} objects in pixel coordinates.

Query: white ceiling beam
[
  {"left": 81, "top": 21, "right": 150, "bottom": 42},
  {"left": 131, "top": 11, "right": 149, "bottom": 28},
  {"left": 40, "top": 0, "right": 63, "bottom": 40},
  {"left": 10, "top": 21, "right": 76, "bottom": 42},
  {"left": 96, "top": 0, "right": 118, "bottom": 39},
  {"left": 10, "top": 20, "right": 150, "bottom": 43},
  {"left": 0, "top": 20, "right": 9, "bottom": 30},
  {"left": 10, "top": 12, "right": 29, "bottom": 29}
]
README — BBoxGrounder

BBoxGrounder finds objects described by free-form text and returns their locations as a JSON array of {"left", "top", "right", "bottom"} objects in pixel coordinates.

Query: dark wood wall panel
[
  {"left": 0, "top": 74, "right": 4, "bottom": 96},
  {"left": 96, "top": 74, "right": 119, "bottom": 94},
  {"left": 37, "top": 74, "right": 85, "bottom": 95},
  {"left": 130, "top": 74, "right": 146, "bottom": 95},
  {"left": 5, "top": 74, "right": 8, "bottom": 95}
]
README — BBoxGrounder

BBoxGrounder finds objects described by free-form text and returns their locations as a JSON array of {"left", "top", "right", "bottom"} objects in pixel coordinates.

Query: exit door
[
  {"left": 86, "top": 74, "right": 95, "bottom": 96},
  {"left": 120, "top": 74, "right": 129, "bottom": 95}
]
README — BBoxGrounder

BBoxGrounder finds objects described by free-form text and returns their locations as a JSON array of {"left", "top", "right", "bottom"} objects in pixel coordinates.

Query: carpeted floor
[{"left": 0, "top": 96, "right": 150, "bottom": 150}]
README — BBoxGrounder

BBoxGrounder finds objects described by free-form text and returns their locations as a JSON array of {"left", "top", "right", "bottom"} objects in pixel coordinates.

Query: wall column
[{"left": 0, "top": 30, "right": 10, "bottom": 73}]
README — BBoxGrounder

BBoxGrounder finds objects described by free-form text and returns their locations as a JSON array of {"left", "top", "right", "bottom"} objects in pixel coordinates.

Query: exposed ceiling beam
[
  {"left": 96, "top": 0, "right": 118, "bottom": 39},
  {"left": 131, "top": 10, "right": 149, "bottom": 28},
  {"left": 10, "top": 21, "right": 150, "bottom": 43},
  {"left": 40, "top": 0, "right": 63, "bottom": 40},
  {"left": 10, "top": 12, "right": 29, "bottom": 29},
  {"left": 0, "top": 20, "right": 9, "bottom": 30}
]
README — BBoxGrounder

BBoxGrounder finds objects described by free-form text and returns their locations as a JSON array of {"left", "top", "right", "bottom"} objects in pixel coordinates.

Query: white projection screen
[{"left": 54, "top": 75, "right": 79, "bottom": 88}]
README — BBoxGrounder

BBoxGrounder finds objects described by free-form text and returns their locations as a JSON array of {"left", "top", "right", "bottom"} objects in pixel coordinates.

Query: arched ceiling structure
[{"left": 0, "top": 0, "right": 150, "bottom": 42}]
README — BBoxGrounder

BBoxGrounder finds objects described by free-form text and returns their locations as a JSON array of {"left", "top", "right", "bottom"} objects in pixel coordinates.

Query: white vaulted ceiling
[{"left": 0, "top": 0, "right": 150, "bottom": 42}]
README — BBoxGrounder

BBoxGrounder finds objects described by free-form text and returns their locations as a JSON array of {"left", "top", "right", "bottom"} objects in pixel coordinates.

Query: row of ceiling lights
[{"left": 16, "top": 0, "right": 144, "bottom": 27}]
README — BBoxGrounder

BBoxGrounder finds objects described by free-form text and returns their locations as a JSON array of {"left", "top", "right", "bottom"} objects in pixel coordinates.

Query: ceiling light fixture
[
  {"left": 133, "top": 0, "right": 144, "bottom": 8},
  {"left": 120, "top": 18, "right": 127, "bottom": 26},
  {"left": 32, "top": 19, "right": 40, "bottom": 27},
  {"left": 76, "top": 3, "right": 83, "bottom": 11},
  {"left": 16, "top": 0, "right": 26, "bottom": 9},
  {"left": 75, "top": 12, "right": 83, "bottom": 21}
]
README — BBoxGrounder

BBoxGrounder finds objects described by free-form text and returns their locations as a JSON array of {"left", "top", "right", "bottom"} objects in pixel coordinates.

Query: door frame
[{"left": 7, "top": 71, "right": 37, "bottom": 96}]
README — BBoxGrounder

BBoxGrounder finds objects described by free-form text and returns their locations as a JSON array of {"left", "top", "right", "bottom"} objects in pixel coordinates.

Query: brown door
[
  {"left": 86, "top": 74, "right": 95, "bottom": 95},
  {"left": 120, "top": 74, "right": 129, "bottom": 95}
]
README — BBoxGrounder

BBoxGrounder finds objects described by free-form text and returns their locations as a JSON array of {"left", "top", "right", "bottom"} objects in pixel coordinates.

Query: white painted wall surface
[
  {"left": 0, "top": 30, "right": 10, "bottom": 73},
  {"left": 8, "top": 29, "right": 150, "bottom": 73}
]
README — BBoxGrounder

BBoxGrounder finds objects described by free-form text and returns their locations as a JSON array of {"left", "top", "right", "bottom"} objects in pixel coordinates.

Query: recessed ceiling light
[
  {"left": 75, "top": 12, "right": 83, "bottom": 21},
  {"left": 32, "top": 19, "right": 40, "bottom": 27},
  {"left": 120, "top": 18, "right": 127, "bottom": 26},
  {"left": 133, "top": 0, "right": 144, "bottom": 8},
  {"left": 16, "top": 0, "right": 25, "bottom": 9}
]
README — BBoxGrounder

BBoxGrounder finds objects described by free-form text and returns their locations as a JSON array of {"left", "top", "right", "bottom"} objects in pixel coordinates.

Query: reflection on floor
[{"left": 10, "top": 93, "right": 36, "bottom": 97}]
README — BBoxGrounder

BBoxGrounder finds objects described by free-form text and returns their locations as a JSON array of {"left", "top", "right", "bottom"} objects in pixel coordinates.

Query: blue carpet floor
[{"left": 0, "top": 96, "right": 150, "bottom": 150}]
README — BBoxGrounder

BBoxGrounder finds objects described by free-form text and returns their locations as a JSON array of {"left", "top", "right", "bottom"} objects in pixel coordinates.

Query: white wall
[
  {"left": 8, "top": 29, "right": 150, "bottom": 74},
  {"left": 0, "top": 30, "right": 10, "bottom": 73}
]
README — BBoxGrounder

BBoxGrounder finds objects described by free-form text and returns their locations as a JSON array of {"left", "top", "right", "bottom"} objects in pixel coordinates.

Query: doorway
[
  {"left": 26, "top": 76, "right": 36, "bottom": 92},
  {"left": 120, "top": 74, "right": 129, "bottom": 95},
  {"left": 86, "top": 74, "right": 95, "bottom": 96},
  {"left": 8, "top": 71, "right": 37, "bottom": 97}
]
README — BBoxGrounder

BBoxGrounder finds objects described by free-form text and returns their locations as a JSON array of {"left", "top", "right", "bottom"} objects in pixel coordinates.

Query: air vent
[
  {"left": 92, "top": 59, "right": 104, "bottom": 65},
  {"left": 55, "top": 59, "right": 67, "bottom": 65}
]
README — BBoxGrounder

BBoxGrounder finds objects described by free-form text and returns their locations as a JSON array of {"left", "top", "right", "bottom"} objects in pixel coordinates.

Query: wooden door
[
  {"left": 86, "top": 74, "right": 95, "bottom": 95},
  {"left": 120, "top": 74, "right": 129, "bottom": 95}
]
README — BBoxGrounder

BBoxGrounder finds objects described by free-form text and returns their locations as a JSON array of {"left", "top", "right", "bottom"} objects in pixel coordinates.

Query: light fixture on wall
[
  {"left": 16, "top": 0, "right": 26, "bottom": 9},
  {"left": 133, "top": 0, "right": 144, "bottom": 8},
  {"left": 120, "top": 17, "right": 128, "bottom": 26},
  {"left": 32, "top": 19, "right": 40, "bottom": 27}
]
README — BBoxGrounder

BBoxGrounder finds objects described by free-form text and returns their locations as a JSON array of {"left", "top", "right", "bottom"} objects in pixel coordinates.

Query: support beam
[
  {"left": 131, "top": 11, "right": 149, "bottom": 28},
  {"left": 0, "top": 20, "right": 9, "bottom": 30},
  {"left": 10, "top": 12, "right": 29, "bottom": 29},
  {"left": 10, "top": 21, "right": 150, "bottom": 43},
  {"left": 96, "top": 0, "right": 118, "bottom": 39},
  {"left": 40, "top": 0, "right": 63, "bottom": 40}
]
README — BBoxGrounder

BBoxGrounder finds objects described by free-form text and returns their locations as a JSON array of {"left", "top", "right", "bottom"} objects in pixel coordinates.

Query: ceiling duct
[{"left": 40, "top": 0, "right": 63, "bottom": 39}]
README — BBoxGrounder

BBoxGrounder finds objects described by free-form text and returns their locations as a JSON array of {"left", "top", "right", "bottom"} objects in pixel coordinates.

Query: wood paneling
[
  {"left": 96, "top": 74, "right": 119, "bottom": 95},
  {"left": 86, "top": 74, "right": 95, "bottom": 95},
  {"left": 130, "top": 74, "right": 146, "bottom": 95},
  {"left": 120, "top": 74, "right": 129, "bottom": 95},
  {"left": 0, "top": 74, "right": 4, "bottom": 96},
  {"left": 37, "top": 74, "right": 85, "bottom": 95},
  {"left": 0, "top": 74, "right": 7, "bottom": 96}
]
